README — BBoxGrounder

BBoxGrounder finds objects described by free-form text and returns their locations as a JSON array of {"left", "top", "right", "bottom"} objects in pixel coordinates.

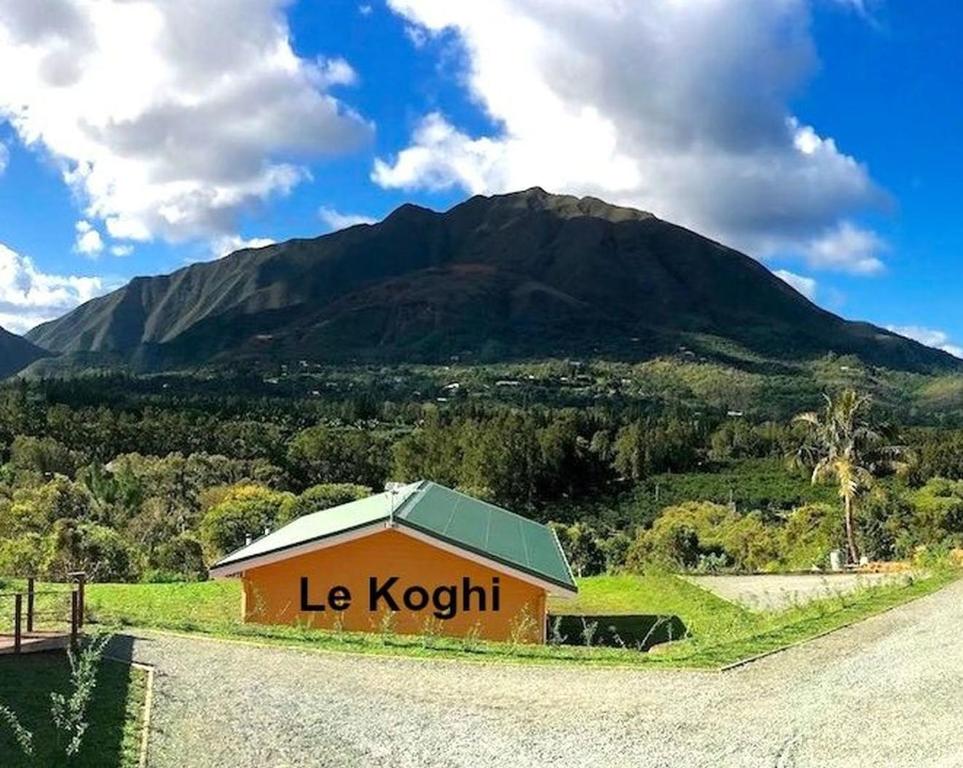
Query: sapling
[
  {"left": 50, "top": 632, "right": 111, "bottom": 757},
  {"left": 0, "top": 703, "right": 33, "bottom": 757}
]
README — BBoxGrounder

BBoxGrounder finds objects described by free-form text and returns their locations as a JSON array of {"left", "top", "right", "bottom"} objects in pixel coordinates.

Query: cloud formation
[
  {"left": 0, "top": 0, "right": 373, "bottom": 246},
  {"left": 318, "top": 206, "right": 377, "bottom": 231},
  {"left": 774, "top": 269, "right": 817, "bottom": 300},
  {"left": 0, "top": 243, "right": 108, "bottom": 333},
  {"left": 210, "top": 234, "right": 277, "bottom": 260},
  {"left": 377, "top": 0, "right": 884, "bottom": 274},
  {"left": 74, "top": 219, "right": 104, "bottom": 256},
  {"left": 887, "top": 325, "right": 962, "bottom": 359}
]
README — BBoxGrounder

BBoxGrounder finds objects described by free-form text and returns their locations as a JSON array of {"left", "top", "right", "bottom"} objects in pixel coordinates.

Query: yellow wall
[{"left": 239, "top": 528, "right": 547, "bottom": 643}]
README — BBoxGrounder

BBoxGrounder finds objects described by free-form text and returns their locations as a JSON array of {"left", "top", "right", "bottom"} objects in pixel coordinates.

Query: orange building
[{"left": 210, "top": 482, "right": 577, "bottom": 643}]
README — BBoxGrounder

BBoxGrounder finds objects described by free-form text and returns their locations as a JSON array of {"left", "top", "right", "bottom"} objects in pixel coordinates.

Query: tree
[
  {"left": 549, "top": 522, "right": 605, "bottom": 577},
  {"left": 287, "top": 427, "right": 389, "bottom": 490},
  {"left": 9, "top": 435, "right": 79, "bottom": 478},
  {"left": 199, "top": 484, "right": 296, "bottom": 561},
  {"left": 43, "top": 519, "right": 136, "bottom": 582},
  {"left": 791, "top": 390, "right": 906, "bottom": 564},
  {"left": 152, "top": 534, "right": 207, "bottom": 581}
]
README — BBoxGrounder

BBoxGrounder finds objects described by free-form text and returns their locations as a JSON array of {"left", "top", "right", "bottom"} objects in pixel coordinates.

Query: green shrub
[
  {"left": 152, "top": 534, "right": 207, "bottom": 581},
  {"left": 777, "top": 503, "right": 844, "bottom": 570},
  {"left": 0, "top": 533, "right": 44, "bottom": 577},
  {"left": 199, "top": 484, "right": 295, "bottom": 561},
  {"left": 43, "top": 520, "right": 137, "bottom": 582},
  {"left": 626, "top": 501, "right": 779, "bottom": 573}
]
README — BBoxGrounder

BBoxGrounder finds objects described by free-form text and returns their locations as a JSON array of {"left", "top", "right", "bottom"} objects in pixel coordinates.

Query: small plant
[
  {"left": 372, "top": 607, "right": 396, "bottom": 644},
  {"left": 608, "top": 625, "right": 627, "bottom": 650},
  {"left": 508, "top": 604, "right": 537, "bottom": 651},
  {"left": 461, "top": 621, "right": 483, "bottom": 652},
  {"left": 580, "top": 617, "right": 599, "bottom": 647},
  {"left": 0, "top": 703, "right": 33, "bottom": 757},
  {"left": 420, "top": 615, "right": 442, "bottom": 649},
  {"left": 330, "top": 612, "right": 346, "bottom": 641},
  {"left": 51, "top": 632, "right": 111, "bottom": 757},
  {"left": 639, "top": 616, "right": 670, "bottom": 650},
  {"left": 548, "top": 616, "right": 567, "bottom": 646}
]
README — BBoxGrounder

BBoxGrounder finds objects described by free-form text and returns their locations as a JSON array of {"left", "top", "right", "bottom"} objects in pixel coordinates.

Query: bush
[
  {"left": 0, "top": 533, "right": 45, "bottom": 577},
  {"left": 152, "top": 534, "right": 207, "bottom": 581},
  {"left": 42, "top": 519, "right": 137, "bottom": 582},
  {"left": 199, "top": 484, "right": 296, "bottom": 560},
  {"left": 626, "top": 501, "right": 779, "bottom": 573},
  {"left": 550, "top": 522, "right": 605, "bottom": 577},
  {"left": 777, "top": 503, "right": 845, "bottom": 570},
  {"left": 9, "top": 436, "right": 80, "bottom": 478}
]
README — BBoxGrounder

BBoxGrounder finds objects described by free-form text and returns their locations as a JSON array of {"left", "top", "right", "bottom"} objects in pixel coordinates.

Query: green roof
[{"left": 212, "top": 481, "right": 576, "bottom": 592}]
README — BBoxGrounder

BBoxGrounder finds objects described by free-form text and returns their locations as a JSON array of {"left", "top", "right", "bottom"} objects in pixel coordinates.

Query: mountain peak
[
  {"left": 22, "top": 190, "right": 961, "bottom": 375},
  {"left": 468, "top": 187, "right": 656, "bottom": 224}
]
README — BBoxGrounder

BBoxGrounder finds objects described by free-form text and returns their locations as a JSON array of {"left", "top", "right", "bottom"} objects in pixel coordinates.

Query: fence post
[
  {"left": 70, "top": 590, "right": 79, "bottom": 649},
  {"left": 14, "top": 594, "right": 22, "bottom": 654},
  {"left": 68, "top": 571, "right": 86, "bottom": 629},
  {"left": 26, "top": 577, "right": 35, "bottom": 634}
]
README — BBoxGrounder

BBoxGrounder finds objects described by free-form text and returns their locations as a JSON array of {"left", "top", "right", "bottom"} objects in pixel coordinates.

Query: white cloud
[
  {"left": 802, "top": 221, "right": 885, "bottom": 274},
  {"left": 210, "top": 234, "right": 276, "bottom": 260},
  {"left": 377, "top": 0, "right": 885, "bottom": 273},
  {"left": 0, "top": 242, "right": 109, "bottom": 333},
  {"left": 74, "top": 219, "right": 104, "bottom": 256},
  {"left": 774, "top": 269, "right": 817, "bottom": 300},
  {"left": 318, "top": 206, "right": 377, "bottom": 232},
  {"left": 0, "top": 141, "right": 8, "bottom": 174},
  {"left": 0, "top": 0, "right": 373, "bottom": 244},
  {"left": 886, "top": 325, "right": 962, "bottom": 359},
  {"left": 359, "top": 4, "right": 373, "bottom": 16},
  {"left": 110, "top": 244, "right": 133, "bottom": 257}
]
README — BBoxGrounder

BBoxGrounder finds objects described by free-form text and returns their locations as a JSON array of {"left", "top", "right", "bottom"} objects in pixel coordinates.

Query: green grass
[
  {"left": 0, "top": 653, "right": 146, "bottom": 768},
  {"left": 547, "top": 572, "right": 751, "bottom": 638},
  {"left": 70, "top": 569, "right": 959, "bottom": 669}
]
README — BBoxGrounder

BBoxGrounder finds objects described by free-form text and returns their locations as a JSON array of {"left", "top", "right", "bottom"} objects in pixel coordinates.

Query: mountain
[
  {"left": 25, "top": 188, "right": 962, "bottom": 373},
  {"left": 0, "top": 326, "right": 49, "bottom": 378}
]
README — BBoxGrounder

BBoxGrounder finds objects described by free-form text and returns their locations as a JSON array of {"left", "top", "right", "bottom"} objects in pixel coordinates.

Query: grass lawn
[
  {"left": 64, "top": 568, "right": 959, "bottom": 669},
  {"left": 0, "top": 652, "right": 147, "bottom": 768}
]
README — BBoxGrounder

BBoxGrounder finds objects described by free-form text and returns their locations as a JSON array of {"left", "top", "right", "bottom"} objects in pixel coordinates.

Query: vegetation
[
  {"left": 1, "top": 371, "right": 963, "bottom": 582},
  {"left": 61, "top": 569, "right": 958, "bottom": 669},
  {"left": 0, "top": 648, "right": 146, "bottom": 767},
  {"left": 792, "top": 390, "right": 908, "bottom": 563}
]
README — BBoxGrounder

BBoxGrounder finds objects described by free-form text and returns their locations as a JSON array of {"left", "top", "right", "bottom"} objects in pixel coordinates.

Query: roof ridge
[{"left": 393, "top": 480, "right": 428, "bottom": 521}]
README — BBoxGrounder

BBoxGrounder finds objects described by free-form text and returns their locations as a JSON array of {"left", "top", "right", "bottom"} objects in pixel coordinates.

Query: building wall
[{"left": 239, "top": 528, "right": 547, "bottom": 643}]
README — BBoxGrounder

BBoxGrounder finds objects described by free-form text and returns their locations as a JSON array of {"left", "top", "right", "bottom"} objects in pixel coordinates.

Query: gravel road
[
  {"left": 117, "top": 579, "right": 963, "bottom": 768},
  {"left": 685, "top": 572, "right": 910, "bottom": 610}
]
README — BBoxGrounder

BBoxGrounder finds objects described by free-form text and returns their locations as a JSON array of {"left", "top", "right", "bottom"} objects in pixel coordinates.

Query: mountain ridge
[
  {"left": 24, "top": 188, "right": 961, "bottom": 375},
  {"left": 0, "top": 326, "right": 49, "bottom": 378}
]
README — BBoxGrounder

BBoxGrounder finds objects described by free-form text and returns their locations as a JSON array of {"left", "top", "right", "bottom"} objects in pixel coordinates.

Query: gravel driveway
[
  {"left": 685, "top": 572, "right": 911, "bottom": 610},
  {"left": 116, "top": 579, "right": 963, "bottom": 768}
]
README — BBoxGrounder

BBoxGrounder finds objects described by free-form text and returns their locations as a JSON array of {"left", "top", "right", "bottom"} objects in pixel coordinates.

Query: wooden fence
[{"left": 0, "top": 573, "right": 86, "bottom": 655}]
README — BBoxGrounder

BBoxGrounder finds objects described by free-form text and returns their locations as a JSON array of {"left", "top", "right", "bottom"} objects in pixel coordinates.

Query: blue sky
[{"left": 0, "top": 0, "right": 960, "bottom": 356}]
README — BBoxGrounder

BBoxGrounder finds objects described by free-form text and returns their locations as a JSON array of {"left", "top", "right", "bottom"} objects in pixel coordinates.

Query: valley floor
[{"left": 116, "top": 578, "right": 963, "bottom": 768}]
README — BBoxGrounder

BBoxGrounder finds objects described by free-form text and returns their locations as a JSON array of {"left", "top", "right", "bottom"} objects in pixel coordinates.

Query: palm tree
[{"left": 791, "top": 389, "right": 905, "bottom": 565}]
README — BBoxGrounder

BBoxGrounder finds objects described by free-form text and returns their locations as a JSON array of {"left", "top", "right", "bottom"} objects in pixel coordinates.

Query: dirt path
[{"left": 118, "top": 579, "right": 963, "bottom": 768}]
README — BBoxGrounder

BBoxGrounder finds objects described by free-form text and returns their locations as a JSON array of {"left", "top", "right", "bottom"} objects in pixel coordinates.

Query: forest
[{"left": 2, "top": 362, "right": 963, "bottom": 584}]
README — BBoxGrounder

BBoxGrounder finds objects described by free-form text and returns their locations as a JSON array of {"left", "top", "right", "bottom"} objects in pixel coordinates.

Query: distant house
[{"left": 210, "top": 482, "right": 577, "bottom": 643}]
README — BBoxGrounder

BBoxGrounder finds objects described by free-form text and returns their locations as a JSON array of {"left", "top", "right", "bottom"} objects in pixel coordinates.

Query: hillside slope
[
  {"left": 26, "top": 188, "right": 960, "bottom": 373},
  {"left": 0, "top": 326, "right": 49, "bottom": 378}
]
